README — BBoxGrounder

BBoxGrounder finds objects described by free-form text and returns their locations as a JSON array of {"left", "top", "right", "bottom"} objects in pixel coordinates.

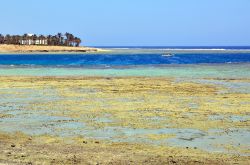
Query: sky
[{"left": 0, "top": 0, "right": 250, "bottom": 46}]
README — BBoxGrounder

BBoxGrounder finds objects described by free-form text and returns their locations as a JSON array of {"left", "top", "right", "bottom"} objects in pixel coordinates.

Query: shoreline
[
  {"left": 0, "top": 44, "right": 109, "bottom": 54},
  {"left": 1, "top": 45, "right": 250, "bottom": 54}
]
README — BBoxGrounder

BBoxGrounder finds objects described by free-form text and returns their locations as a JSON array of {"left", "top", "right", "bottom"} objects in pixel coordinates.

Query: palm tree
[
  {"left": 12, "top": 35, "right": 19, "bottom": 44},
  {"left": 33, "top": 34, "right": 38, "bottom": 45},
  {"left": 65, "top": 32, "right": 70, "bottom": 46},
  {"left": 40, "top": 35, "right": 47, "bottom": 45},
  {"left": 16, "top": 35, "right": 21, "bottom": 45},
  {"left": 0, "top": 34, "right": 4, "bottom": 44},
  {"left": 52, "top": 36, "right": 57, "bottom": 45},
  {"left": 74, "top": 37, "right": 81, "bottom": 47},
  {"left": 5, "top": 34, "right": 11, "bottom": 44},
  {"left": 57, "top": 33, "right": 64, "bottom": 45},
  {"left": 27, "top": 35, "right": 33, "bottom": 45},
  {"left": 47, "top": 35, "right": 52, "bottom": 45},
  {"left": 0, "top": 32, "right": 81, "bottom": 46},
  {"left": 38, "top": 35, "right": 42, "bottom": 45},
  {"left": 23, "top": 34, "right": 28, "bottom": 45},
  {"left": 64, "top": 32, "right": 75, "bottom": 46},
  {"left": 70, "top": 33, "right": 75, "bottom": 46}
]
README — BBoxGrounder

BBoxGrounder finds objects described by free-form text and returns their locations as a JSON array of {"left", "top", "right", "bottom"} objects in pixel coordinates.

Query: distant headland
[{"left": 0, "top": 32, "right": 103, "bottom": 53}]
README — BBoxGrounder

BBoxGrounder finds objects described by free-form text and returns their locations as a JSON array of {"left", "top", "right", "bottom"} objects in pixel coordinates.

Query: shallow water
[
  {"left": 1, "top": 111, "right": 249, "bottom": 155},
  {"left": 0, "top": 78, "right": 249, "bottom": 156},
  {"left": 0, "top": 50, "right": 250, "bottom": 156},
  {"left": 0, "top": 63, "right": 250, "bottom": 79}
]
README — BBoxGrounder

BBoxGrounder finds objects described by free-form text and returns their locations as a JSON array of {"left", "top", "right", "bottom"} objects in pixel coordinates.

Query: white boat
[{"left": 162, "top": 53, "right": 173, "bottom": 57}]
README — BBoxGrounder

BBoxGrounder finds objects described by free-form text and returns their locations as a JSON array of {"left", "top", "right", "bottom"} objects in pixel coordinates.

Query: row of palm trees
[{"left": 0, "top": 33, "right": 81, "bottom": 47}]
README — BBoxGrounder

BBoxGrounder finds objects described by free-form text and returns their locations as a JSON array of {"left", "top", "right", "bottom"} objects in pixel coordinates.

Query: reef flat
[{"left": 0, "top": 76, "right": 249, "bottom": 164}]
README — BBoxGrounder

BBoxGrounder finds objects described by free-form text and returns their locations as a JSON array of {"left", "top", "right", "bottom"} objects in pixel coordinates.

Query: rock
[{"left": 170, "top": 160, "right": 177, "bottom": 164}]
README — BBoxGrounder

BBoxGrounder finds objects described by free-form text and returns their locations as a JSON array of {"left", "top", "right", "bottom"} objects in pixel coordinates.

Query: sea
[
  {"left": 0, "top": 46, "right": 250, "bottom": 78},
  {"left": 1, "top": 46, "right": 250, "bottom": 155}
]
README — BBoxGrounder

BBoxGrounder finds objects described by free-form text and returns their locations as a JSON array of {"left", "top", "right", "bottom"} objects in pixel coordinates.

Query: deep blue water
[{"left": 0, "top": 53, "right": 250, "bottom": 66}]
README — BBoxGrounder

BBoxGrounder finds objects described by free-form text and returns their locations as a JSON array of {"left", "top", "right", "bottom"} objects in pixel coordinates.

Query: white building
[{"left": 19, "top": 34, "right": 48, "bottom": 45}]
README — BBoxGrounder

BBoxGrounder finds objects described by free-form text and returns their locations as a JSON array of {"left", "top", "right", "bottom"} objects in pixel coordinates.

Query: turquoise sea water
[{"left": 0, "top": 63, "right": 250, "bottom": 78}]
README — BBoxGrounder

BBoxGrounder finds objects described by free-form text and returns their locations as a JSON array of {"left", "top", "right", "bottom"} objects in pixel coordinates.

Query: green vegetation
[{"left": 0, "top": 32, "right": 81, "bottom": 47}]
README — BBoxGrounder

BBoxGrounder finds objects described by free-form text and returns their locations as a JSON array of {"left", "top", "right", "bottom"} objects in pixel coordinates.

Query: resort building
[
  {"left": 0, "top": 32, "right": 81, "bottom": 47},
  {"left": 19, "top": 34, "right": 48, "bottom": 45}
]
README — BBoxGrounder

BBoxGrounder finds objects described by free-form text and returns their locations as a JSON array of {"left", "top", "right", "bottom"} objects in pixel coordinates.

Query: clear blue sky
[{"left": 1, "top": 0, "right": 250, "bottom": 46}]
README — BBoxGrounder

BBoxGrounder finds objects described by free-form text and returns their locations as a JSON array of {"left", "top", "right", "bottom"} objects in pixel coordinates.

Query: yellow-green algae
[
  {"left": 0, "top": 132, "right": 249, "bottom": 165},
  {"left": 0, "top": 76, "right": 249, "bottom": 164}
]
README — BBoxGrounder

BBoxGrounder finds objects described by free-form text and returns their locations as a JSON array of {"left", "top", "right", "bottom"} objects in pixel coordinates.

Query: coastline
[
  {"left": 1, "top": 45, "right": 250, "bottom": 55},
  {"left": 0, "top": 44, "right": 109, "bottom": 54}
]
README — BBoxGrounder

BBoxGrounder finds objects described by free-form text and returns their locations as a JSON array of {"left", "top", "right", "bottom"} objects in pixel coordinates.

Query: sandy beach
[
  {"left": 0, "top": 45, "right": 106, "bottom": 54},
  {"left": 0, "top": 76, "right": 249, "bottom": 164}
]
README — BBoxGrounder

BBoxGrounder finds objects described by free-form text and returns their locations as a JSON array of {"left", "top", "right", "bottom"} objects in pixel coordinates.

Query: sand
[{"left": 0, "top": 44, "right": 106, "bottom": 54}]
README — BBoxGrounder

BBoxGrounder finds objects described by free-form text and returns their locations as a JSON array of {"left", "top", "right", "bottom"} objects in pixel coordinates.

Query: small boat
[{"left": 162, "top": 53, "right": 173, "bottom": 57}]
